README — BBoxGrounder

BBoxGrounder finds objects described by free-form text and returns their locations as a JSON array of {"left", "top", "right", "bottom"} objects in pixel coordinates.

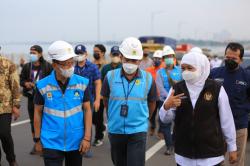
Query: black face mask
[
  {"left": 143, "top": 53, "right": 149, "bottom": 57},
  {"left": 225, "top": 59, "right": 238, "bottom": 70},
  {"left": 93, "top": 53, "right": 100, "bottom": 60},
  {"left": 154, "top": 60, "right": 161, "bottom": 67}
]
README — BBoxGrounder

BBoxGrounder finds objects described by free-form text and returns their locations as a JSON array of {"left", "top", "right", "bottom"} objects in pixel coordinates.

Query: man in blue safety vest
[
  {"left": 33, "top": 40, "right": 92, "bottom": 166},
  {"left": 102, "top": 37, "right": 157, "bottom": 166}
]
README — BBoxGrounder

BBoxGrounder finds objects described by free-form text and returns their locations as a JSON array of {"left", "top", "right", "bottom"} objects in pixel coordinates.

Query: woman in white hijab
[{"left": 159, "top": 51, "right": 237, "bottom": 166}]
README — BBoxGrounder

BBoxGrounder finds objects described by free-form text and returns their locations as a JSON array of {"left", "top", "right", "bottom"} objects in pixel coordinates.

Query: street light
[
  {"left": 151, "top": 11, "right": 167, "bottom": 35},
  {"left": 97, "top": 0, "right": 101, "bottom": 42}
]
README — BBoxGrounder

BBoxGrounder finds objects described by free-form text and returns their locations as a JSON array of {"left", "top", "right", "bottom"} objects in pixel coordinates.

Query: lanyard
[{"left": 121, "top": 77, "right": 136, "bottom": 104}]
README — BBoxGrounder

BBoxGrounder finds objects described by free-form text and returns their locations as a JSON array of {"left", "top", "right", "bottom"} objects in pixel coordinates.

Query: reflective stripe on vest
[
  {"left": 40, "top": 85, "right": 60, "bottom": 95},
  {"left": 68, "top": 84, "right": 87, "bottom": 91},
  {"left": 44, "top": 105, "right": 82, "bottom": 118}
]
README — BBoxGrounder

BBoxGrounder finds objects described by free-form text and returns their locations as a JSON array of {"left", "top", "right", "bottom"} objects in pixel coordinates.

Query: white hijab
[{"left": 180, "top": 52, "right": 210, "bottom": 107}]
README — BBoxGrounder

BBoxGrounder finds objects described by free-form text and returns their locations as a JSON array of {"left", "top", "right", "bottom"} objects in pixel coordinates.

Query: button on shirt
[
  {"left": 159, "top": 87, "right": 237, "bottom": 166},
  {"left": 74, "top": 60, "right": 101, "bottom": 102}
]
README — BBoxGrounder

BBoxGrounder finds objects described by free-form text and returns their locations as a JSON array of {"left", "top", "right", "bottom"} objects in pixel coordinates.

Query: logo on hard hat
[
  {"left": 67, "top": 48, "right": 72, "bottom": 53},
  {"left": 132, "top": 50, "right": 137, "bottom": 56}
]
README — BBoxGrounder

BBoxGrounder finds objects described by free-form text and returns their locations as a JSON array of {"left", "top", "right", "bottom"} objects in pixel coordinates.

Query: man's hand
[
  {"left": 24, "top": 82, "right": 35, "bottom": 89},
  {"left": 164, "top": 90, "right": 185, "bottom": 110},
  {"left": 229, "top": 151, "right": 237, "bottom": 164},
  {"left": 12, "top": 107, "right": 20, "bottom": 121},
  {"left": 35, "top": 141, "right": 43, "bottom": 153},
  {"left": 79, "top": 139, "right": 91, "bottom": 154},
  {"left": 93, "top": 100, "right": 100, "bottom": 112}
]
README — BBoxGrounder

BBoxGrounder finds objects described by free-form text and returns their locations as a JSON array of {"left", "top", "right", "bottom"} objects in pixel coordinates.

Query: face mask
[
  {"left": 93, "top": 53, "right": 100, "bottom": 60},
  {"left": 143, "top": 53, "right": 149, "bottom": 57},
  {"left": 75, "top": 54, "right": 87, "bottom": 62},
  {"left": 225, "top": 59, "right": 238, "bottom": 70},
  {"left": 59, "top": 66, "right": 74, "bottom": 78},
  {"left": 154, "top": 60, "right": 161, "bottom": 67},
  {"left": 111, "top": 56, "right": 120, "bottom": 63},
  {"left": 123, "top": 63, "right": 138, "bottom": 74},
  {"left": 164, "top": 58, "right": 174, "bottom": 65},
  {"left": 30, "top": 54, "right": 39, "bottom": 62},
  {"left": 182, "top": 70, "right": 200, "bottom": 83}
]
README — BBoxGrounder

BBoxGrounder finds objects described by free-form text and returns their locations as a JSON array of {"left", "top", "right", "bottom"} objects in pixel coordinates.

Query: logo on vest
[
  {"left": 135, "top": 79, "right": 140, "bottom": 85},
  {"left": 47, "top": 92, "right": 52, "bottom": 100},
  {"left": 204, "top": 92, "right": 213, "bottom": 101},
  {"left": 74, "top": 90, "right": 80, "bottom": 99}
]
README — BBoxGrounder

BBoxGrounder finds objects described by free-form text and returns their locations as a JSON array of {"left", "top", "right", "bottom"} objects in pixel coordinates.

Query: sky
[{"left": 0, "top": 0, "right": 250, "bottom": 43}]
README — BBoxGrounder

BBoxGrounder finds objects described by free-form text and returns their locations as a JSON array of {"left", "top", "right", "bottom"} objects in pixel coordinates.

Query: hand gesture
[{"left": 164, "top": 90, "right": 185, "bottom": 110}]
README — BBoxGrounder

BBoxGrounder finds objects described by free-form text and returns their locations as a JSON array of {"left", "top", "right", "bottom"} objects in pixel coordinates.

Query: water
[{"left": 0, "top": 42, "right": 226, "bottom": 65}]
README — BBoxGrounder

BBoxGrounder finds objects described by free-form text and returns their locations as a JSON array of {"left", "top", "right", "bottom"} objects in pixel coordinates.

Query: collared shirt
[
  {"left": 159, "top": 87, "right": 237, "bottom": 166},
  {"left": 101, "top": 69, "right": 158, "bottom": 102},
  {"left": 101, "top": 63, "right": 122, "bottom": 81},
  {"left": 34, "top": 76, "right": 90, "bottom": 105},
  {"left": 74, "top": 60, "right": 101, "bottom": 101}
]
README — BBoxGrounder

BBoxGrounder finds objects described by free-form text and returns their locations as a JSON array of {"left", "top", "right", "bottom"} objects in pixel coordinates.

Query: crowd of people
[{"left": 0, "top": 38, "right": 249, "bottom": 166}]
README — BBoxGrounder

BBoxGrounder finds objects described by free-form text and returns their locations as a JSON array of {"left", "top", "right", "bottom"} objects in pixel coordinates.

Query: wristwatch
[{"left": 33, "top": 137, "right": 40, "bottom": 143}]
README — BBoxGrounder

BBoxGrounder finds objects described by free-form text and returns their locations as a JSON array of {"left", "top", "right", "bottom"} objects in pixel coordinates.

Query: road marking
[
  {"left": 146, "top": 140, "right": 165, "bottom": 161},
  {"left": 11, "top": 119, "right": 30, "bottom": 127}
]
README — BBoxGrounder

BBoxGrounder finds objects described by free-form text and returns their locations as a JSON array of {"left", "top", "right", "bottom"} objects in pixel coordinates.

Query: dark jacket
[
  {"left": 210, "top": 66, "right": 250, "bottom": 130},
  {"left": 20, "top": 57, "right": 53, "bottom": 98},
  {"left": 173, "top": 79, "right": 225, "bottom": 159}
]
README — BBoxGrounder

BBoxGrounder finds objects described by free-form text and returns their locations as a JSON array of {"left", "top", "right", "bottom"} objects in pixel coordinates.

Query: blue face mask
[
  {"left": 164, "top": 58, "right": 174, "bottom": 65},
  {"left": 30, "top": 54, "right": 39, "bottom": 62}
]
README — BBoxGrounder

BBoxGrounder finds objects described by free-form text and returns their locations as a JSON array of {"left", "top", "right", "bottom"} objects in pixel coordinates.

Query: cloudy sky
[{"left": 0, "top": 0, "right": 249, "bottom": 43}]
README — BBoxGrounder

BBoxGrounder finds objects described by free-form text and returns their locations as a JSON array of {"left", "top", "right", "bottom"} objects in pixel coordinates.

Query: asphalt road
[{"left": 1, "top": 97, "right": 249, "bottom": 166}]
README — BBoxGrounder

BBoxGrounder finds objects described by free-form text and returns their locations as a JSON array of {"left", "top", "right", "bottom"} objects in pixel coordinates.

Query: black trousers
[
  {"left": 43, "top": 148, "right": 82, "bottom": 166},
  {"left": 177, "top": 163, "right": 222, "bottom": 166},
  {"left": 93, "top": 99, "right": 106, "bottom": 140},
  {"left": 149, "top": 100, "right": 163, "bottom": 130},
  {"left": 0, "top": 113, "right": 16, "bottom": 163},
  {"left": 108, "top": 132, "right": 147, "bottom": 166},
  {"left": 27, "top": 97, "right": 35, "bottom": 133}
]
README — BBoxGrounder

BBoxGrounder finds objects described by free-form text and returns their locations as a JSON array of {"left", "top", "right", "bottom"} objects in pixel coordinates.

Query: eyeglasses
[{"left": 55, "top": 61, "right": 75, "bottom": 67}]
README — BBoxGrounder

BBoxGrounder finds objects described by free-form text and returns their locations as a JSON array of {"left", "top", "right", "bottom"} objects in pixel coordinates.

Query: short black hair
[
  {"left": 94, "top": 44, "right": 106, "bottom": 53},
  {"left": 30, "top": 45, "right": 43, "bottom": 54},
  {"left": 225, "top": 42, "right": 244, "bottom": 59}
]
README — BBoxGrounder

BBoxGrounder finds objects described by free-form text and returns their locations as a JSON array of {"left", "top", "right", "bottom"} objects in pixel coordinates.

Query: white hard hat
[
  {"left": 48, "top": 40, "right": 77, "bottom": 61},
  {"left": 119, "top": 37, "right": 143, "bottom": 60},
  {"left": 162, "top": 45, "right": 175, "bottom": 56},
  {"left": 189, "top": 47, "right": 203, "bottom": 54},
  {"left": 153, "top": 50, "right": 163, "bottom": 58}
]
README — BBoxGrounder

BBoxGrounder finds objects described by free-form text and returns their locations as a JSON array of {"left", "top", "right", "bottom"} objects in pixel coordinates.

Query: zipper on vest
[{"left": 63, "top": 94, "right": 67, "bottom": 151}]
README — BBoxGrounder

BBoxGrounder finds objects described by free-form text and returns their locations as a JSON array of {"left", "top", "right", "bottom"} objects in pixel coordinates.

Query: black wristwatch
[{"left": 33, "top": 137, "right": 40, "bottom": 143}]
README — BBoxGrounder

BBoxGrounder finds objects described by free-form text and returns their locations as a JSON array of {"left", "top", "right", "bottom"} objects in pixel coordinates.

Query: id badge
[{"left": 120, "top": 104, "right": 129, "bottom": 117}]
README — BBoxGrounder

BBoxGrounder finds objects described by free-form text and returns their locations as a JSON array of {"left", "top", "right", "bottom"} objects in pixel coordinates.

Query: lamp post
[
  {"left": 97, "top": 0, "right": 101, "bottom": 42},
  {"left": 151, "top": 11, "right": 167, "bottom": 35}
]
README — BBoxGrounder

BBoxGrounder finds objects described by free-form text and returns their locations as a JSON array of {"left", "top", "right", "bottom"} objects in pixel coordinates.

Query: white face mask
[
  {"left": 59, "top": 66, "right": 74, "bottom": 78},
  {"left": 75, "top": 54, "right": 87, "bottom": 62},
  {"left": 182, "top": 70, "right": 200, "bottom": 83},
  {"left": 111, "top": 56, "right": 120, "bottom": 63},
  {"left": 123, "top": 63, "right": 138, "bottom": 74}
]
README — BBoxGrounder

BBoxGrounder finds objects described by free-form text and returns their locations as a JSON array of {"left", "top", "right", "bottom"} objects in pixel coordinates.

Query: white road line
[
  {"left": 11, "top": 118, "right": 164, "bottom": 161},
  {"left": 11, "top": 119, "right": 30, "bottom": 127},
  {"left": 146, "top": 140, "right": 165, "bottom": 161}
]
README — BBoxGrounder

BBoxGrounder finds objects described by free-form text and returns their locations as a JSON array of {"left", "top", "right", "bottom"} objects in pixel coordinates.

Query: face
[
  {"left": 30, "top": 50, "right": 41, "bottom": 58},
  {"left": 153, "top": 57, "right": 162, "bottom": 61},
  {"left": 225, "top": 48, "right": 242, "bottom": 64},
  {"left": 53, "top": 58, "right": 75, "bottom": 71},
  {"left": 143, "top": 48, "right": 150, "bottom": 56},
  {"left": 94, "top": 47, "right": 105, "bottom": 57},
  {"left": 181, "top": 64, "right": 196, "bottom": 72},
  {"left": 121, "top": 56, "right": 140, "bottom": 65}
]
